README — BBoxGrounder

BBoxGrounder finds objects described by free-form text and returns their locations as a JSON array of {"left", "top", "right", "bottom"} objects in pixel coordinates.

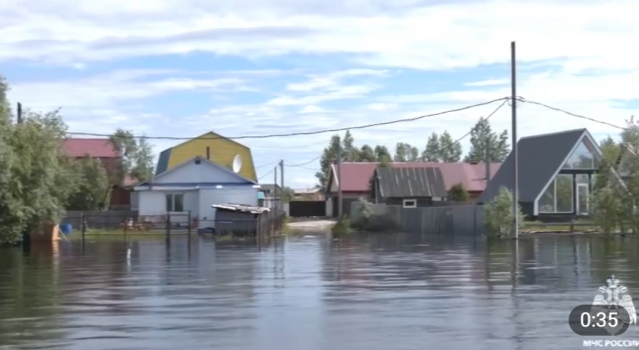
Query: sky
[{"left": 1, "top": 0, "right": 638, "bottom": 189}]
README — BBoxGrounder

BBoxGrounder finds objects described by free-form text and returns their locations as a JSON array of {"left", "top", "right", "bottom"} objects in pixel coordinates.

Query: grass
[
  {"left": 521, "top": 220, "right": 600, "bottom": 233},
  {"left": 331, "top": 217, "right": 352, "bottom": 237},
  {"left": 63, "top": 227, "right": 192, "bottom": 241}
]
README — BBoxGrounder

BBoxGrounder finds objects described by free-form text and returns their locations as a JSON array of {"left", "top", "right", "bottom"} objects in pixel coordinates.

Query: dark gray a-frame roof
[{"left": 478, "top": 128, "right": 587, "bottom": 203}]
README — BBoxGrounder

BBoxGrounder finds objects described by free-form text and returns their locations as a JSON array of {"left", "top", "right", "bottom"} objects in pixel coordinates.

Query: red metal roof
[
  {"left": 329, "top": 162, "right": 502, "bottom": 193},
  {"left": 62, "top": 138, "right": 121, "bottom": 158}
]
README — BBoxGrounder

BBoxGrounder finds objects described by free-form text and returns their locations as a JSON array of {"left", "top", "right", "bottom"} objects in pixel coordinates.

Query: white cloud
[{"left": 1, "top": 0, "right": 639, "bottom": 186}]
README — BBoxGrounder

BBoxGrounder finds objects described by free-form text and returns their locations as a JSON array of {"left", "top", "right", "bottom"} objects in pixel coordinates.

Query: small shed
[
  {"left": 371, "top": 166, "right": 448, "bottom": 208},
  {"left": 211, "top": 204, "right": 270, "bottom": 235}
]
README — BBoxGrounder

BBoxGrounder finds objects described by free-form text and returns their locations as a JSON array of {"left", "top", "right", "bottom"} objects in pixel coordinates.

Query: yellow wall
[{"left": 167, "top": 132, "right": 257, "bottom": 181}]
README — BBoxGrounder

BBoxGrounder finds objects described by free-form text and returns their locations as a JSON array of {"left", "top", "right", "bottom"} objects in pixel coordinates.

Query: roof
[
  {"left": 375, "top": 167, "right": 447, "bottom": 198},
  {"left": 328, "top": 162, "right": 502, "bottom": 193},
  {"left": 212, "top": 204, "right": 270, "bottom": 214},
  {"left": 155, "top": 131, "right": 250, "bottom": 175},
  {"left": 62, "top": 138, "right": 121, "bottom": 158},
  {"left": 139, "top": 156, "right": 257, "bottom": 187},
  {"left": 478, "top": 128, "right": 587, "bottom": 203},
  {"left": 260, "top": 184, "right": 282, "bottom": 192}
]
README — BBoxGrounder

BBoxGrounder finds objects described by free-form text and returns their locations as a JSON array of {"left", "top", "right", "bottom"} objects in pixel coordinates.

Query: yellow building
[{"left": 154, "top": 132, "right": 257, "bottom": 182}]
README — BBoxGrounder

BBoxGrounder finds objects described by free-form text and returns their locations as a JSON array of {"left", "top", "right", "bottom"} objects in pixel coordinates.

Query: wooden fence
[{"left": 351, "top": 202, "right": 486, "bottom": 236}]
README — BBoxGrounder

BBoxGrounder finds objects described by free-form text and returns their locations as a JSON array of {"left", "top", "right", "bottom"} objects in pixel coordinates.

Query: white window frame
[
  {"left": 166, "top": 193, "right": 185, "bottom": 212},
  {"left": 402, "top": 199, "right": 417, "bottom": 208}
]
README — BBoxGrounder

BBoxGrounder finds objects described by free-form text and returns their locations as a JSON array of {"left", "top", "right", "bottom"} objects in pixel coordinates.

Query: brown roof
[
  {"left": 61, "top": 138, "right": 121, "bottom": 158},
  {"left": 328, "top": 162, "right": 502, "bottom": 193}
]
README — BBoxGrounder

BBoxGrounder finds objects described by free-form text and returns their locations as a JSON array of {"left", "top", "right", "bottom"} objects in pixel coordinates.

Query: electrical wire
[
  {"left": 66, "top": 97, "right": 509, "bottom": 141},
  {"left": 518, "top": 99, "right": 625, "bottom": 130},
  {"left": 258, "top": 167, "right": 275, "bottom": 180},
  {"left": 285, "top": 155, "right": 322, "bottom": 167},
  {"left": 254, "top": 160, "right": 279, "bottom": 169},
  {"left": 452, "top": 98, "right": 509, "bottom": 144}
]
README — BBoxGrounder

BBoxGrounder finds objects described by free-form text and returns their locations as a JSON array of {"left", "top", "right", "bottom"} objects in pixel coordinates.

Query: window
[
  {"left": 563, "top": 139, "right": 600, "bottom": 169},
  {"left": 403, "top": 199, "right": 417, "bottom": 208},
  {"left": 165, "top": 193, "right": 184, "bottom": 212},
  {"left": 539, "top": 174, "right": 573, "bottom": 213}
]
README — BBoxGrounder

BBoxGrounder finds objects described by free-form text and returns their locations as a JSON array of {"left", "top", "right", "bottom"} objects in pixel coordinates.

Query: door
[{"left": 576, "top": 184, "right": 589, "bottom": 215}]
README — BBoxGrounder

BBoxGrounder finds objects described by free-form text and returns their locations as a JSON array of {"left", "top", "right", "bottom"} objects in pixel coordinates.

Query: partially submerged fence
[{"left": 351, "top": 202, "right": 486, "bottom": 237}]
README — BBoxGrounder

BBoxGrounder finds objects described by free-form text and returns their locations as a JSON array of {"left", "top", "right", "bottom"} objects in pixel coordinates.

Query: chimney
[{"left": 206, "top": 146, "right": 210, "bottom": 160}]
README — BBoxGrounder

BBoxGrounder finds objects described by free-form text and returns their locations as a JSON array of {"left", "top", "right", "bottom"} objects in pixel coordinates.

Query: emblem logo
[{"left": 592, "top": 275, "right": 637, "bottom": 326}]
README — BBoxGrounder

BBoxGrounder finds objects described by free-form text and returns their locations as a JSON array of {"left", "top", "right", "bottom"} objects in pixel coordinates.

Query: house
[
  {"left": 293, "top": 188, "right": 325, "bottom": 201},
  {"left": 325, "top": 162, "right": 501, "bottom": 216},
  {"left": 370, "top": 167, "right": 448, "bottom": 207},
  {"left": 134, "top": 156, "right": 260, "bottom": 230},
  {"left": 61, "top": 138, "right": 135, "bottom": 209},
  {"left": 155, "top": 131, "right": 258, "bottom": 182},
  {"left": 478, "top": 128, "right": 625, "bottom": 221}
]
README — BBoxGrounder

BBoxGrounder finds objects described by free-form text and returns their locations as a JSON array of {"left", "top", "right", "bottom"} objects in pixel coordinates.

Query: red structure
[{"left": 61, "top": 138, "right": 135, "bottom": 208}]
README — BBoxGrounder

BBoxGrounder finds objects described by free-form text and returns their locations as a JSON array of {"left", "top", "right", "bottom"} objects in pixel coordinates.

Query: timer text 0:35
[{"left": 568, "top": 304, "right": 631, "bottom": 336}]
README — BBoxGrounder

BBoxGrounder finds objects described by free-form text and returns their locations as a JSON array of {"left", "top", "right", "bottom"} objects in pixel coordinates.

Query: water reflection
[{"left": 0, "top": 235, "right": 638, "bottom": 349}]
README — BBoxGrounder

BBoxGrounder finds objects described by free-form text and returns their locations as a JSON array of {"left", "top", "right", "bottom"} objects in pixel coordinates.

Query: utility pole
[
  {"left": 280, "top": 160, "right": 284, "bottom": 213},
  {"left": 273, "top": 166, "right": 278, "bottom": 213},
  {"left": 17, "top": 102, "right": 22, "bottom": 124},
  {"left": 485, "top": 139, "right": 491, "bottom": 184},
  {"left": 511, "top": 41, "right": 519, "bottom": 240},
  {"left": 337, "top": 143, "right": 343, "bottom": 218}
]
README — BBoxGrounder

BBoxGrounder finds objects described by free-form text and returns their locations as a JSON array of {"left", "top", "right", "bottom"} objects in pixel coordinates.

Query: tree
[
  {"left": 374, "top": 145, "right": 392, "bottom": 162},
  {"left": 67, "top": 156, "right": 110, "bottom": 210},
  {"left": 422, "top": 132, "right": 440, "bottom": 162},
  {"left": 448, "top": 183, "right": 469, "bottom": 202},
  {"left": 342, "top": 130, "right": 360, "bottom": 161},
  {"left": 438, "top": 131, "right": 462, "bottom": 162},
  {"left": 0, "top": 76, "right": 77, "bottom": 245},
  {"left": 393, "top": 142, "right": 419, "bottom": 162},
  {"left": 484, "top": 187, "right": 525, "bottom": 238},
  {"left": 316, "top": 134, "right": 342, "bottom": 190},
  {"left": 358, "top": 144, "right": 377, "bottom": 162},
  {"left": 109, "top": 129, "right": 155, "bottom": 185},
  {"left": 464, "top": 117, "right": 510, "bottom": 162}
]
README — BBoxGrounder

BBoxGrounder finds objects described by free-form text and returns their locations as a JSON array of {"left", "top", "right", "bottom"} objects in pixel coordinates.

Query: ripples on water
[{"left": 0, "top": 234, "right": 638, "bottom": 350}]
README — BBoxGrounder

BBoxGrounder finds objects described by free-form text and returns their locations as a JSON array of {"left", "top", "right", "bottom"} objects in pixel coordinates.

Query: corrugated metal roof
[
  {"left": 478, "top": 128, "right": 586, "bottom": 203},
  {"left": 376, "top": 167, "right": 448, "bottom": 198},
  {"left": 62, "top": 138, "right": 121, "bottom": 158}
]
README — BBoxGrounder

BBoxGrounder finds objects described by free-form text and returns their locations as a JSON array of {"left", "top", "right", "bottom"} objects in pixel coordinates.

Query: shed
[{"left": 371, "top": 166, "right": 448, "bottom": 208}]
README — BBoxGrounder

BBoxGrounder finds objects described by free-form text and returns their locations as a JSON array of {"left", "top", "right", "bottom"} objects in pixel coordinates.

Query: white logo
[{"left": 592, "top": 275, "right": 637, "bottom": 325}]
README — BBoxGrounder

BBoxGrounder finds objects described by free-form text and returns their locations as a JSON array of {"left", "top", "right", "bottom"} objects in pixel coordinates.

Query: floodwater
[{"left": 1, "top": 234, "right": 639, "bottom": 350}]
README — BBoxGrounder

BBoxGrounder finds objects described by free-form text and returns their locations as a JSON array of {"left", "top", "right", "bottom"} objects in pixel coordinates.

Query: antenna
[{"left": 232, "top": 154, "right": 242, "bottom": 173}]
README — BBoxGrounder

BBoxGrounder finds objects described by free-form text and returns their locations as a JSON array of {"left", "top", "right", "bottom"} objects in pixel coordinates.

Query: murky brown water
[{"left": 1, "top": 234, "right": 639, "bottom": 350}]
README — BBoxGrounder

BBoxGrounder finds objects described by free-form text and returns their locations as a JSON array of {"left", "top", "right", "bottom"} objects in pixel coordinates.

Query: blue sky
[{"left": 1, "top": 0, "right": 638, "bottom": 187}]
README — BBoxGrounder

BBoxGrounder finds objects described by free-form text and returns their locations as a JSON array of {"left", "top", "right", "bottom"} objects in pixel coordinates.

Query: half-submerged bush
[
  {"left": 484, "top": 187, "right": 525, "bottom": 238},
  {"left": 331, "top": 216, "right": 352, "bottom": 236},
  {"left": 349, "top": 197, "right": 398, "bottom": 232}
]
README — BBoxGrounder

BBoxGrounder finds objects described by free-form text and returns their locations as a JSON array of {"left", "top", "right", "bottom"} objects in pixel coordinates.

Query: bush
[
  {"left": 449, "top": 183, "right": 470, "bottom": 202},
  {"left": 484, "top": 187, "right": 525, "bottom": 238},
  {"left": 350, "top": 197, "right": 398, "bottom": 232},
  {"left": 331, "top": 216, "right": 352, "bottom": 236}
]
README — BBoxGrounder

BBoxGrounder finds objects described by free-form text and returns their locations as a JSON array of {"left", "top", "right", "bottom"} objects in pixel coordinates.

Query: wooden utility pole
[
  {"left": 17, "top": 102, "right": 22, "bottom": 124},
  {"left": 279, "top": 160, "right": 284, "bottom": 209},
  {"left": 337, "top": 143, "right": 343, "bottom": 218},
  {"left": 511, "top": 41, "right": 519, "bottom": 240},
  {"left": 273, "top": 166, "right": 278, "bottom": 212}
]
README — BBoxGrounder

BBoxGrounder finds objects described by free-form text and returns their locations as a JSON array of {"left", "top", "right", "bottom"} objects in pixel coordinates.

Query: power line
[
  {"left": 254, "top": 160, "right": 280, "bottom": 169},
  {"left": 453, "top": 98, "right": 509, "bottom": 144},
  {"left": 258, "top": 167, "right": 275, "bottom": 180},
  {"left": 66, "top": 97, "right": 509, "bottom": 141},
  {"left": 285, "top": 155, "right": 322, "bottom": 167},
  {"left": 519, "top": 99, "right": 625, "bottom": 130}
]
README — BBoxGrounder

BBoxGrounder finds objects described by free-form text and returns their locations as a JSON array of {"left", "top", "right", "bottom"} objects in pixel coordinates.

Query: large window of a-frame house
[{"left": 538, "top": 136, "right": 600, "bottom": 216}]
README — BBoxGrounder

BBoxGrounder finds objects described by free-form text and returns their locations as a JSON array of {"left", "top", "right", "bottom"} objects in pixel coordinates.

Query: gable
[
  {"left": 561, "top": 137, "right": 601, "bottom": 169},
  {"left": 152, "top": 157, "right": 254, "bottom": 185},
  {"left": 479, "top": 129, "right": 586, "bottom": 203},
  {"left": 376, "top": 167, "right": 447, "bottom": 198}
]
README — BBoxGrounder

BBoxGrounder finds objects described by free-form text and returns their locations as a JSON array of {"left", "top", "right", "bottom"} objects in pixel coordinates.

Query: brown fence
[{"left": 350, "top": 202, "right": 486, "bottom": 236}]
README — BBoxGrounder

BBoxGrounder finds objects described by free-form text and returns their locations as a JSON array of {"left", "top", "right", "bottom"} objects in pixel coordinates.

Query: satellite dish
[{"left": 232, "top": 154, "right": 242, "bottom": 173}]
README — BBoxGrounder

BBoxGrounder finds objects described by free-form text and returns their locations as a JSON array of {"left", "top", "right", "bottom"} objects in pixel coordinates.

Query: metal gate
[
  {"left": 332, "top": 198, "right": 358, "bottom": 218},
  {"left": 289, "top": 201, "right": 326, "bottom": 217}
]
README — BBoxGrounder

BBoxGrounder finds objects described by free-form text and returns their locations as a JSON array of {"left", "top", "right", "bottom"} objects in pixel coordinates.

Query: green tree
[
  {"left": 422, "top": 132, "right": 440, "bottom": 162},
  {"left": 358, "top": 144, "right": 377, "bottom": 162},
  {"left": 448, "top": 183, "right": 469, "bottom": 202},
  {"left": 109, "top": 129, "right": 155, "bottom": 184},
  {"left": 394, "top": 142, "right": 419, "bottom": 162},
  {"left": 0, "top": 77, "right": 77, "bottom": 245},
  {"left": 67, "top": 156, "right": 111, "bottom": 210},
  {"left": 316, "top": 134, "right": 342, "bottom": 190},
  {"left": 342, "top": 130, "right": 360, "bottom": 161},
  {"left": 484, "top": 187, "right": 525, "bottom": 238},
  {"left": 464, "top": 117, "right": 510, "bottom": 162},
  {"left": 439, "top": 131, "right": 462, "bottom": 162},
  {"left": 374, "top": 145, "right": 392, "bottom": 162}
]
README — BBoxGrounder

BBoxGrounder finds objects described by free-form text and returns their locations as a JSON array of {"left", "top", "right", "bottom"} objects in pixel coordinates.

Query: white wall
[
  {"left": 154, "top": 159, "right": 247, "bottom": 184},
  {"left": 197, "top": 187, "right": 258, "bottom": 229},
  {"left": 138, "top": 190, "right": 198, "bottom": 225}
]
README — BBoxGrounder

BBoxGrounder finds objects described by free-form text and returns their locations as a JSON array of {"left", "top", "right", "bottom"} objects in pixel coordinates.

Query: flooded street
[{"left": 1, "top": 234, "right": 639, "bottom": 349}]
